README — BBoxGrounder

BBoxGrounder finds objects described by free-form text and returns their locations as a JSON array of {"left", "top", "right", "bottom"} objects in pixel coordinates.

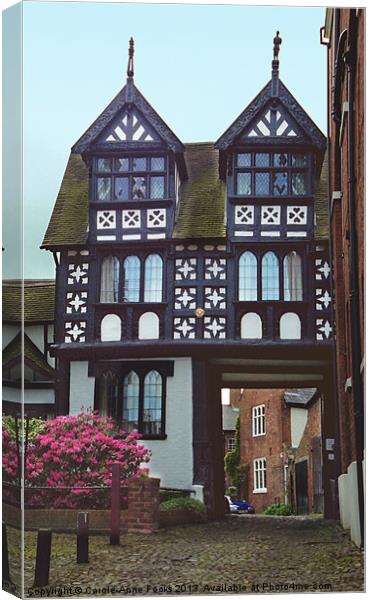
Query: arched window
[
  {"left": 100, "top": 256, "right": 119, "bottom": 302},
  {"left": 280, "top": 312, "right": 302, "bottom": 339},
  {"left": 262, "top": 252, "right": 279, "bottom": 300},
  {"left": 138, "top": 312, "right": 159, "bottom": 339},
  {"left": 283, "top": 251, "right": 303, "bottom": 301},
  {"left": 241, "top": 312, "right": 263, "bottom": 339},
  {"left": 123, "top": 256, "right": 140, "bottom": 302},
  {"left": 101, "top": 314, "right": 122, "bottom": 342},
  {"left": 96, "top": 371, "right": 119, "bottom": 418},
  {"left": 123, "top": 371, "right": 140, "bottom": 432},
  {"left": 143, "top": 370, "right": 163, "bottom": 435},
  {"left": 239, "top": 251, "right": 258, "bottom": 301},
  {"left": 144, "top": 254, "right": 163, "bottom": 302}
]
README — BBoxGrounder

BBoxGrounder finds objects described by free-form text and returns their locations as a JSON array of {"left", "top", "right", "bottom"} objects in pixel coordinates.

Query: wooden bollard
[
  {"left": 2, "top": 522, "right": 11, "bottom": 582},
  {"left": 110, "top": 463, "right": 120, "bottom": 545},
  {"left": 77, "top": 512, "right": 89, "bottom": 563},
  {"left": 33, "top": 529, "right": 52, "bottom": 588}
]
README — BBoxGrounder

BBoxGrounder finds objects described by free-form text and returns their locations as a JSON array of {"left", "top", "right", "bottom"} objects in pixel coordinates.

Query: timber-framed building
[{"left": 42, "top": 36, "right": 336, "bottom": 517}]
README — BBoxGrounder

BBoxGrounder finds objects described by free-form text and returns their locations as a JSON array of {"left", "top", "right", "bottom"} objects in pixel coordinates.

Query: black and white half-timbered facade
[{"left": 43, "top": 36, "right": 336, "bottom": 516}]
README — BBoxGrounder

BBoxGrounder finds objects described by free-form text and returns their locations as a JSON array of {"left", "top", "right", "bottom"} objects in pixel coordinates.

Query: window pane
[
  {"left": 123, "top": 256, "right": 140, "bottom": 302},
  {"left": 123, "top": 371, "right": 139, "bottom": 432},
  {"left": 283, "top": 251, "right": 303, "bottom": 301},
  {"left": 150, "top": 176, "right": 165, "bottom": 199},
  {"left": 237, "top": 153, "right": 251, "bottom": 167},
  {"left": 273, "top": 172, "right": 288, "bottom": 196},
  {"left": 97, "top": 158, "right": 111, "bottom": 173},
  {"left": 236, "top": 172, "right": 252, "bottom": 195},
  {"left": 133, "top": 157, "right": 146, "bottom": 171},
  {"left": 100, "top": 256, "right": 119, "bottom": 302},
  {"left": 114, "top": 177, "right": 129, "bottom": 200},
  {"left": 115, "top": 158, "right": 129, "bottom": 172},
  {"left": 255, "top": 153, "right": 270, "bottom": 167},
  {"left": 97, "top": 177, "right": 111, "bottom": 201},
  {"left": 292, "top": 173, "right": 306, "bottom": 195},
  {"left": 255, "top": 172, "right": 270, "bottom": 195},
  {"left": 291, "top": 153, "right": 307, "bottom": 167},
  {"left": 262, "top": 252, "right": 280, "bottom": 300},
  {"left": 143, "top": 370, "right": 162, "bottom": 435},
  {"left": 274, "top": 153, "right": 288, "bottom": 167},
  {"left": 144, "top": 254, "right": 163, "bottom": 302},
  {"left": 150, "top": 157, "right": 165, "bottom": 171},
  {"left": 132, "top": 177, "right": 146, "bottom": 199},
  {"left": 239, "top": 251, "right": 257, "bottom": 301},
  {"left": 97, "top": 371, "right": 118, "bottom": 418}
]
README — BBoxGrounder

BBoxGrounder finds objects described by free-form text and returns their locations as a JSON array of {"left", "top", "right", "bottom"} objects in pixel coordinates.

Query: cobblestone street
[{"left": 7, "top": 515, "right": 364, "bottom": 596}]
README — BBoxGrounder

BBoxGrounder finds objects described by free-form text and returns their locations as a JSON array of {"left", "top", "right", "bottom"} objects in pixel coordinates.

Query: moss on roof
[
  {"left": 314, "top": 153, "right": 329, "bottom": 240},
  {"left": 3, "top": 331, "right": 55, "bottom": 378},
  {"left": 174, "top": 143, "right": 226, "bottom": 239},
  {"left": 3, "top": 280, "right": 55, "bottom": 323},
  {"left": 42, "top": 153, "right": 89, "bottom": 247}
]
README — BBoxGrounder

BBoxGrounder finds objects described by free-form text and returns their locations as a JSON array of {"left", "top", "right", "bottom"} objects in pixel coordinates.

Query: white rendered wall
[
  {"left": 338, "top": 462, "right": 362, "bottom": 547},
  {"left": 338, "top": 473, "right": 350, "bottom": 530},
  {"left": 69, "top": 361, "right": 95, "bottom": 414},
  {"left": 2, "top": 386, "right": 55, "bottom": 405},
  {"left": 2, "top": 324, "right": 20, "bottom": 349},
  {"left": 25, "top": 324, "right": 45, "bottom": 353},
  {"left": 290, "top": 408, "right": 308, "bottom": 448},
  {"left": 142, "top": 357, "right": 193, "bottom": 490}
]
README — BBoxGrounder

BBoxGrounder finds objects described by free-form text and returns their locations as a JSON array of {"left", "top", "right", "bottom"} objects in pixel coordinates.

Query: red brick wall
[
  {"left": 127, "top": 477, "right": 160, "bottom": 533},
  {"left": 327, "top": 9, "right": 364, "bottom": 474},
  {"left": 231, "top": 389, "right": 290, "bottom": 513}
]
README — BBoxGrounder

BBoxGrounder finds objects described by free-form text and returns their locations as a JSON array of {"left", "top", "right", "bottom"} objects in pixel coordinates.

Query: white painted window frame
[
  {"left": 252, "top": 404, "right": 266, "bottom": 437},
  {"left": 253, "top": 457, "right": 267, "bottom": 493}
]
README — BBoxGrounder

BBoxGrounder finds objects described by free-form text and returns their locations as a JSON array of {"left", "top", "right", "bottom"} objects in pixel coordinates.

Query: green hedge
[
  {"left": 159, "top": 496, "right": 206, "bottom": 514},
  {"left": 262, "top": 503, "right": 292, "bottom": 516}
]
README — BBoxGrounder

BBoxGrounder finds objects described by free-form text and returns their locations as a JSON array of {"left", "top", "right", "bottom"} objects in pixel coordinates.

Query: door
[{"left": 295, "top": 460, "right": 308, "bottom": 515}]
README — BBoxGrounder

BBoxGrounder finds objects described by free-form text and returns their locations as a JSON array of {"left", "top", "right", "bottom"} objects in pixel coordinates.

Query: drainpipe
[{"left": 344, "top": 10, "right": 364, "bottom": 549}]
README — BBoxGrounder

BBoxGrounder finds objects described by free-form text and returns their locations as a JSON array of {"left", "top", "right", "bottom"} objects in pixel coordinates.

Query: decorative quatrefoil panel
[
  {"left": 97, "top": 210, "right": 116, "bottom": 229},
  {"left": 147, "top": 209, "right": 166, "bottom": 228},
  {"left": 204, "top": 258, "right": 226, "bottom": 280},
  {"left": 204, "top": 287, "right": 226, "bottom": 310},
  {"left": 235, "top": 205, "right": 254, "bottom": 225},
  {"left": 173, "top": 317, "right": 196, "bottom": 339},
  {"left": 204, "top": 316, "right": 226, "bottom": 339},
  {"left": 315, "top": 259, "right": 331, "bottom": 280},
  {"left": 66, "top": 292, "right": 88, "bottom": 314},
  {"left": 261, "top": 206, "right": 281, "bottom": 225},
  {"left": 316, "top": 289, "right": 332, "bottom": 311},
  {"left": 122, "top": 210, "right": 140, "bottom": 228},
  {"left": 174, "top": 287, "right": 197, "bottom": 310},
  {"left": 67, "top": 263, "right": 89, "bottom": 285},
  {"left": 64, "top": 321, "right": 86, "bottom": 343},
  {"left": 316, "top": 319, "right": 333, "bottom": 341},
  {"left": 287, "top": 206, "right": 307, "bottom": 225},
  {"left": 175, "top": 258, "right": 197, "bottom": 281}
]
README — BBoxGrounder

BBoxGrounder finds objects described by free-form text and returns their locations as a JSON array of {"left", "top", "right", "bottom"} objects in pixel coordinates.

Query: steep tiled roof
[
  {"left": 3, "top": 280, "right": 55, "bottom": 323},
  {"left": 42, "top": 153, "right": 89, "bottom": 248},
  {"left": 41, "top": 143, "right": 328, "bottom": 246},
  {"left": 174, "top": 143, "right": 226, "bottom": 239},
  {"left": 314, "top": 153, "right": 329, "bottom": 240},
  {"left": 3, "top": 331, "right": 55, "bottom": 378}
]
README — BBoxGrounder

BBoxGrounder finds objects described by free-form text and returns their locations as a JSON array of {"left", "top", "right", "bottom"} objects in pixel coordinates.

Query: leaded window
[
  {"left": 143, "top": 370, "right": 163, "bottom": 435},
  {"left": 144, "top": 254, "right": 163, "bottom": 302},
  {"left": 122, "top": 368, "right": 165, "bottom": 437},
  {"left": 262, "top": 252, "right": 280, "bottom": 300},
  {"left": 94, "top": 155, "right": 167, "bottom": 201},
  {"left": 96, "top": 371, "right": 119, "bottom": 418},
  {"left": 123, "top": 256, "right": 141, "bottom": 302},
  {"left": 234, "top": 152, "right": 309, "bottom": 196},
  {"left": 100, "top": 253, "right": 164, "bottom": 304},
  {"left": 100, "top": 256, "right": 120, "bottom": 302},
  {"left": 123, "top": 371, "right": 140, "bottom": 432},
  {"left": 239, "top": 251, "right": 258, "bottom": 301},
  {"left": 283, "top": 251, "right": 303, "bottom": 301}
]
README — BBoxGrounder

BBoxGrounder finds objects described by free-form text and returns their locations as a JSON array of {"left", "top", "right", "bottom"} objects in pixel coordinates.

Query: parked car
[{"left": 225, "top": 495, "right": 255, "bottom": 514}]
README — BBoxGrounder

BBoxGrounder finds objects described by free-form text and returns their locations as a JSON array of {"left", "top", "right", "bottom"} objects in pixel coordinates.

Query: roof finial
[
  {"left": 271, "top": 31, "right": 281, "bottom": 97},
  {"left": 127, "top": 37, "right": 134, "bottom": 81}
]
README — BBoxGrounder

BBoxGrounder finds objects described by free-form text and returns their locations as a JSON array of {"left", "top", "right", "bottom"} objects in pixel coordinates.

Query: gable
[
  {"left": 240, "top": 102, "right": 304, "bottom": 140},
  {"left": 101, "top": 106, "right": 161, "bottom": 144}
]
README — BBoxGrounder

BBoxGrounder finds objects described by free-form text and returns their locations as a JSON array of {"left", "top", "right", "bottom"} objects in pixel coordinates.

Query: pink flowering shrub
[{"left": 2, "top": 413, "right": 150, "bottom": 509}]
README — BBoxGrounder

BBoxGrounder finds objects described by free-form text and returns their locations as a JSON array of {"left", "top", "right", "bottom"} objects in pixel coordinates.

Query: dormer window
[
  {"left": 94, "top": 155, "right": 167, "bottom": 201},
  {"left": 234, "top": 152, "right": 309, "bottom": 197}
]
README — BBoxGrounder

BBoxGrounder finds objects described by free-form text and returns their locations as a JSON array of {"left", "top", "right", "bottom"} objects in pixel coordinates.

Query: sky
[{"left": 3, "top": 1, "right": 327, "bottom": 279}]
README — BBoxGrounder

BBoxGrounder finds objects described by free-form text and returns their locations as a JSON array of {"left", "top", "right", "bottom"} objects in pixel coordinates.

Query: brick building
[
  {"left": 321, "top": 9, "right": 364, "bottom": 547},
  {"left": 231, "top": 388, "right": 323, "bottom": 514}
]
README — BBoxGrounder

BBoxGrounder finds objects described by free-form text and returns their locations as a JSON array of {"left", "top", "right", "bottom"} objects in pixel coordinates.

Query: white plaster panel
[
  {"left": 142, "top": 357, "right": 193, "bottom": 489},
  {"left": 69, "top": 361, "right": 95, "bottom": 415},
  {"left": 138, "top": 312, "right": 159, "bottom": 340},
  {"left": 280, "top": 312, "right": 301, "bottom": 339},
  {"left": 24, "top": 324, "right": 45, "bottom": 353},
  {"left": 347, "top": 461, "right": 361, "bottom": 547},
  {"left": 241, "top": 312, "right": 262, "bottom": 339},
  {"left": 2, "top": 386, "right": 55, "bottom": 405},
  {"left": 290, "top": 407, "right": 308, "bottom": 448},
  {"left": 101, "top": 314, "right": 122, "bottom": 342}
]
